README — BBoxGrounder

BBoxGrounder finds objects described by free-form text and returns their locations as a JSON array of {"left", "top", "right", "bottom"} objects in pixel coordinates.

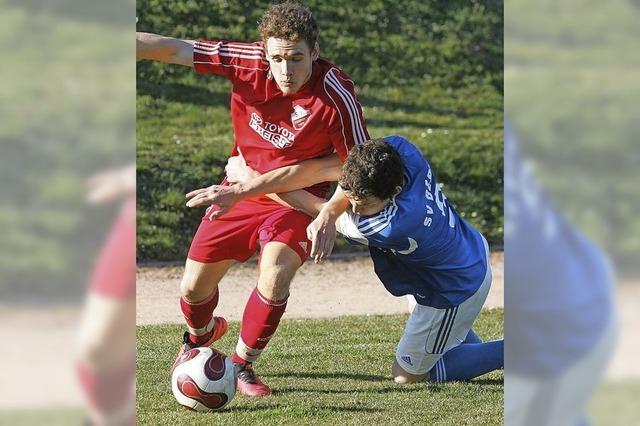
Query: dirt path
[{"left": 136, "top": 252, "right": 504, "bottom": 325}]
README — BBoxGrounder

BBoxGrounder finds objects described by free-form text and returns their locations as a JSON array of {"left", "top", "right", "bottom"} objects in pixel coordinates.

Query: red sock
[
  {"left": 180, "top": 289, "right": 219, "bottom": 345},
  {"left": 232, "top": 287, "right": 288, "bottom": 365},
  {"left": 76, "top": 358, "right": 135, "bottom": 425}
]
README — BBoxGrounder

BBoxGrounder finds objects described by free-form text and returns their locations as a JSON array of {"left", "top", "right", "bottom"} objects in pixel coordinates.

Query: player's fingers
[
  {"left": 323, "top": 240, "right": 333, "bottom": 262},
  {"left": 326, "top": 238, "right": 334, "bottom": 258},
  {"left": 318, "top": 237, "right": 330, "bottom": 263},
  {"left": 314, "top": 232, "right": 327, "bottom": 263},
  {"left": 185, "top": 188, "right": 207, "bottom": 199},
  {"left": 321, "top": 229, "right": 337, "bottom": 263},
  {"left": 309, "top": 229, "right": 319, "bottom": 259},
  {"left": 306, "top": 224, "right": 316, "bottom": 244},
  {"left": 186, "top": 194, "right": 206, "bottom": 207}
]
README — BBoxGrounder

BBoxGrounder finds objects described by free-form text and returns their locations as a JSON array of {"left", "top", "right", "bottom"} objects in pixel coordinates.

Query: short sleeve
[
  {"left": 192, "top": 40, "right": 269, "bottom": 80},
  {"left": 336, "top": 211, "right": 369, "bottom": 245}
]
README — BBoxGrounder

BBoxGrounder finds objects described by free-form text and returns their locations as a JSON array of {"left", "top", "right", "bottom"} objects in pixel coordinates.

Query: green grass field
[{"left": 137, "top": 309, "right": 503, "bottom": 425}]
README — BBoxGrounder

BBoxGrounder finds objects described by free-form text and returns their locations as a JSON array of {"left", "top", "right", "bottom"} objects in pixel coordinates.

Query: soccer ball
[{"left": 171, "top": 347, "right": 237, "bottom": 411}]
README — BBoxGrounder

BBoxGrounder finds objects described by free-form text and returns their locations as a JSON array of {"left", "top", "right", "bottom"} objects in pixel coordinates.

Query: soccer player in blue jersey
[
  {"left": 201, "top": 135, "right": 504, "bottom": 383},
  {"left": 311, "top": 136, "right": 504, "bottom": 383}
]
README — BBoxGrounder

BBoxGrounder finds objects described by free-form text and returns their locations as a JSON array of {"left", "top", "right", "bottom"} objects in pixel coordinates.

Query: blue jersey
[
  {"left": 504, "top": 124, "right": 614, "bottom": 376},
  {"left": 337, "top": 136, "right": 488, "bottom": 308}
]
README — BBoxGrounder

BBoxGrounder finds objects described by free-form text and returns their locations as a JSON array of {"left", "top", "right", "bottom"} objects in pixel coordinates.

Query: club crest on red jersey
[{"left": 291, "top": 105, "right": 311, "bottom": 130}]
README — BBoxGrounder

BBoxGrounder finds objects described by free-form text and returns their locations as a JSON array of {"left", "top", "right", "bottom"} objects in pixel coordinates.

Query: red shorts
[
  {"left": 188, "top": 199, "right": 312, "bottom": 264},
  {"left": 89, "top": 197, "right": 136, "bottom": 299}
]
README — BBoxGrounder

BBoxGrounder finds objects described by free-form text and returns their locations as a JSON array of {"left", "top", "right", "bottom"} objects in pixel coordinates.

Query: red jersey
[{"left": 193, "top": 39, "right": 369, "bottom": 198}]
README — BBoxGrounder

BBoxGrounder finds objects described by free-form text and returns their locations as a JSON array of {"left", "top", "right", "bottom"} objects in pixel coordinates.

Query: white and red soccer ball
[{"left": 171, "top": 347, "right": 237, "bottom": 411}]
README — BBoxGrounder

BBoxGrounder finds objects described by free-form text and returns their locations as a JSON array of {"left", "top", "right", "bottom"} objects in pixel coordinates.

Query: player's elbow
[
  {"left": 319, "top": 164, "right": 342, "bottom": 182},
  {"left": 316, "top": 156, "right": 343, "bottom": 183},
  {"left": 136, "top": 34, "right": 193, "bottom": 67}
]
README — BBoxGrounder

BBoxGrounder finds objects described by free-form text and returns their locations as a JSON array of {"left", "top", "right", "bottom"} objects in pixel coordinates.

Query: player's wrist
[
  {"left": 319, "top": 203, "right": 343, "bottom": 220},
  {"left": 233, "top": 182, "right": 249, "bottom": 197}
]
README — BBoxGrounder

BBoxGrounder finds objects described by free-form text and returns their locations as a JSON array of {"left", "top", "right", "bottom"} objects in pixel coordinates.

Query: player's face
[
  {"left": 265, "top": 38, "right": 317, "bottom": 95},
  {"left": 344, "top": 192, "right": 390, "bottom": 216}
]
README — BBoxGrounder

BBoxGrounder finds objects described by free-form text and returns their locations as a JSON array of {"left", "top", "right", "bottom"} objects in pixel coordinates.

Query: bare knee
[
  {"left": 180, "top": 274, "right": 210, "bottom": 302},
  {"left": 258, "top": 264, "right": 297, "bottom": 300},
  {"left": 258, "top": 243, "right": 301, "bottom": 300},
  {"left": 180, "top": 259, "right": 231, "bottom": 302},
  {"left": 392, "top": 360, "right": 427, "bottom": 384}
]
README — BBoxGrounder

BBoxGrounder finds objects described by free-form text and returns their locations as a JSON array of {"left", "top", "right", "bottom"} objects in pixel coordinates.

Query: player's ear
[
  {"left": 311, "top": 42, "right": 319, "bottom": 60},
  {"left": 393, "top": 186, "right": 402, "bottom": 196}
]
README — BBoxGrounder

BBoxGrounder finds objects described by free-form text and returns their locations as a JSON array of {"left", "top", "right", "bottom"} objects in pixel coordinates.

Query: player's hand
[
  {"left": 185, "top": 184, "right": 242, "bottom": 220},
  {"left": 306, "top": 210, "right": 337, "bottom": 264},
  {"left": 225, "top": 149, "right": 260, "bottom": 184}
]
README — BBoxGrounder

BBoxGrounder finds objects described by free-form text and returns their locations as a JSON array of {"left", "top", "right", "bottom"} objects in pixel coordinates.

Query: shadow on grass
[
  {"left": 359, "top": 92, "right": 499, "bottom": 122},
  {"left": 314, "top": 405, "right": 382, "bottom": 414},
  {"left": 137, "top": 78, "right": 498, "bottom": 128},
  {"left": 137, "top": 81, "right": 231, "bottom": 108},
  {"left": 274, "top": 385, "right": 428, "bottom": 396},
  {"left": 215, "top": 403, "right": 284, "bottom": 414},
  {"left": 265, "top": 371, "right": 388, "bottom": 382},
  {"left": 471, "top": 378, "right": 504, "bottom": 386},
  {"left": 221, "top": 401, "right": 382, "bottom": 414}
]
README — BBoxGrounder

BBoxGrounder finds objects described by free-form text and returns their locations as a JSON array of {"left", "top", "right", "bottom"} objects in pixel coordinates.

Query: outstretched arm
[
  {"left": 185, "top": 153, "right": 343, "bottom": 217},
  {"left": 235, "top": 153, "right": 342, "bottom": 198},
  {"left": 136, "top": 32, "right": 194, "bottom": 67}
]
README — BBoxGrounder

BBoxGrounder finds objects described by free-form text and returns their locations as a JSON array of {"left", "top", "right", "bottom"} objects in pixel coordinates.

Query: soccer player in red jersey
[{"left": 137, "top": 1, "right": 368, "bottom": 396}]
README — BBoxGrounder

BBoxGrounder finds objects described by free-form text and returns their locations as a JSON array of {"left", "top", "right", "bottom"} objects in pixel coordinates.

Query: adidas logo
[
  {"left": 401, "top": 355, "right": 413, "bottom": 366},
  {"left": 299, "top": 241, "right": 308, "bottom": 252}
]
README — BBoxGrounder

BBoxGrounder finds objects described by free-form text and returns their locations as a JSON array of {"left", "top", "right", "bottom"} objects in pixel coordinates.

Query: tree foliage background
[{"left": 136, "top": 0, "right": 504, "bottom": 261}]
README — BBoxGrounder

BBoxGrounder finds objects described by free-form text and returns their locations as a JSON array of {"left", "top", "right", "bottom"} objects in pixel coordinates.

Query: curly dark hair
[
  {"left": 339, "top": 139, "right": 405, "bottom": 201},
  {"left": 258, "top": 1, "right": 319, "bottom": 50}
]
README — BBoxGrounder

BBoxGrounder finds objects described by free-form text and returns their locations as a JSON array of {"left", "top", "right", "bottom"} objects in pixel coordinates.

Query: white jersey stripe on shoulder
[
  {"left": 329, "top": 70, "right": 367, "bottom": 143},
  {"left": 194, "top": 43, "right": 265, "bottom": 58},
  {"left": 194, "top": 49, "right": 266, "bottom": 62},
  {"left": 357, "top": 196, "right": 397, "bottom": 230},
  {"left": 193, "top": 61, "right": 267, "bottom": 71},
  {"left": 220, "top": 46, "right": 265, "bottom": 56},
  {"left": 196, "top": 40, "right": 263, "bottom": 52},
  {"left": 360, "top": 206, "right": 397, "bottom": 236},
  {"left": 322, "top": 74, "right": 349, "bottom": 154},
  {"left": 226, "top": 42, "right": 264, "bottom": 51},
  {"left": 325, "top": 70, "right": 367, "bottom": 144},
  {"left": 326, "top": 76, "right": 362, "bottom": 144},
  {"left": 195, "top": 40, "right": 221, "bottom": 48},
  {"left": 336, "top": 72, "right": 367, "bottom": 142},
  {"left": 194, "top": 46, "right": 265, "bottom": 58},
  {"left": 325, "top": 68, "right": 367, "bottom": 144},
  {"left": 218, "top": 52, "right": 266, "bottom": 61},
  {"left": 325, "top": 73, "right": 359, "bottom": 144},
  {"left": 357, "top": 198, "right": 398, "bottom": 236}
]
